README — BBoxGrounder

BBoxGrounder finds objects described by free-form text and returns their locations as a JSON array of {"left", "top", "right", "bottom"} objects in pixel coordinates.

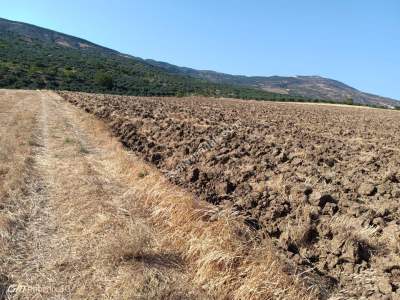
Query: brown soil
[
  {"left": 59, "top": 91, "right": 400, "bottom": 299},
  {"left": 1, "top": 90, "right": 312, "bottom": 299}
]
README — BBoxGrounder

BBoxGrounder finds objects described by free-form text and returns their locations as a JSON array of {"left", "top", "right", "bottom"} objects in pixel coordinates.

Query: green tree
[{"left": 94, "top": 72, "right": 114, "bottom": 90}]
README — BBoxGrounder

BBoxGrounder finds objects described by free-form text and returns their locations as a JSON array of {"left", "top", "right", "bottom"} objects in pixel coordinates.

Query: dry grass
[
  {"left": 3, "top": 92, "right": 205, "bottom": 299},
  {"left": 330, "top": 215, "right": 379, "bottom": 244},
  {"left": 1, "top": 90, "right": 316, "bottom": 299},
  {"left": 0, "top": 90, "right": 41, "bottom": 297},
  {"left": 0, "top": 91, "right": 38, "bottom": 248},
  {"left": 68, "top": 94, "right": 317, "bottom": 299}
]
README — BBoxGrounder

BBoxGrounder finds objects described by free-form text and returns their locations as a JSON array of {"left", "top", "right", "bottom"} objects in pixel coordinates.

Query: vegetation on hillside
[
  {"left": 147, "top": 60, "right": 400, "bottom": 108},
  {"left": 0, "top": 16, "right": 398, "bottom": 107},
  {"left": 0, "top": 31, "right": 366, "bottom": 104},
  {"left": 0, "top": 31, "right": 309, "bottom": 101},
  {"left": 0, "top": 22, "right": 394, "bottom": 108}
]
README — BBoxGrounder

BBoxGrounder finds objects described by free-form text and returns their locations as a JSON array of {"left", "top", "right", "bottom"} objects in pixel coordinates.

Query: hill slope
[
  {"left": 146, "top": 60, "right": 399, "bottom": 107},
  {"left": 0, "top": 17, "right": 302, "bottom": 101},
  {"left": 0, "top": 17, "right": 398, "bottom": 107}
]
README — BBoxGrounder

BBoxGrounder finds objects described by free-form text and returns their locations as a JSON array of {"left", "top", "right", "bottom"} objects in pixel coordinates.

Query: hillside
[
  {"left": 146, "top": 60, "right": 400, "bottom": 108},
  {"left": 0, "top": 17, "right": 398, "bottom": 107},
  {"left": 0, "top": 17, "right": 302, "bottom": 101}
]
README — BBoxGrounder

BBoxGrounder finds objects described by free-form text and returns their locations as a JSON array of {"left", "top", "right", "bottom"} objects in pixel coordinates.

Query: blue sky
[{"left": 2, "top": 0, "right": 399, "bottom": 99}]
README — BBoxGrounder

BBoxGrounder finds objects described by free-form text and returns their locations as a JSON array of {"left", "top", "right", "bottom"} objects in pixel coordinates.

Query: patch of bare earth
[{"left": 0, "top": 90, "right": 313, "bottom": 299}]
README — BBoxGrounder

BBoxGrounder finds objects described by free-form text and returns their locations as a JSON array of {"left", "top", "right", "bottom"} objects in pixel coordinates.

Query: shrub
[{"left": 94, "top": 72, "right": 114, "bottom": 90}]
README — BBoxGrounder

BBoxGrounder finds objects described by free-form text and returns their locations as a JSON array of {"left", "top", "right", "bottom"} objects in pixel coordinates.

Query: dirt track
[
  {"left": 2, "top": 89, "right": 400, "bottom": 299},
  {"left": 1, "top": 90, "right": 314, "bottom": 300},
  {"left": 59, "top": 91, "right": 400, "bottom": 299},
  {"left": 0, "top": 90, "right": 206, "bottom": 299}
]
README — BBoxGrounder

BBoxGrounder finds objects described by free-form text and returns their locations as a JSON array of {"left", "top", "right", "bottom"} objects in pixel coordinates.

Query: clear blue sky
[{"left": 2, "top": 0, "right": 399, "bottom": 99}]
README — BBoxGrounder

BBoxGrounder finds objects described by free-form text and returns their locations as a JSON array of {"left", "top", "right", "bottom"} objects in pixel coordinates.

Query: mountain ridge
[
  {"left": 1, "top": 17, "right": 296, "bottom": 101},
  {"left": 0, "top": 17, "right": 116, "bottom": 53},
  {"left": 144, "top": 59, "right": 399, "bottom": 107},
  {"left": 0, "top": 17, "right": 398, "bottom": 107}
]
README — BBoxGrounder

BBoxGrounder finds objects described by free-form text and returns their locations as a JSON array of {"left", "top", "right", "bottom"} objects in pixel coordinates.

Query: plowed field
[{"left": 59, "top": 91, "right": 400, "bottom": 299}]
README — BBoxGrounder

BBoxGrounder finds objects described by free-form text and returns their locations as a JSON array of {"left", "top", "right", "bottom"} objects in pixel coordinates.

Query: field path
[
  {"left": 1, "top": 90, "right": 201, "bottom": 299},
  {"left": 1, "top": 89, "right": 316, "bottom": 300}
]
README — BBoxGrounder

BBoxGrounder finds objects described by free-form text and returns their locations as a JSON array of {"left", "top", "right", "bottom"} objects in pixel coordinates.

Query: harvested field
[{"left": 59, "top": 91, "right": 400, "bottom": 299}]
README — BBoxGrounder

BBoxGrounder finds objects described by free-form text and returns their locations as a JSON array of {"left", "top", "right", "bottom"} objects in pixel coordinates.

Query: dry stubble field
[{"left": 60, "top": 91, "right": 400, "bottom": 300}]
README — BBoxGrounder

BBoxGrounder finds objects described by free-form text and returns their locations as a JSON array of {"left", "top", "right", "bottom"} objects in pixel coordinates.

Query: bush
[{"left": 94, "top": 72, "right": 114, "bottom": 90}]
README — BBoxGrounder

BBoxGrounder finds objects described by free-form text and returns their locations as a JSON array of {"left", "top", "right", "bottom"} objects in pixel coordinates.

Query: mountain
[
  {"left": 145, "top": 60, "right": 399, "bottom": 108},
  {"left": 0, "top": 17, "right": 305, "bottom": 101},
  {"left": 0, "top": 17, "right": 115, "bottom": 53},
  {"left": 0, "top": 17, "right": 398, "bottom": 107}
]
